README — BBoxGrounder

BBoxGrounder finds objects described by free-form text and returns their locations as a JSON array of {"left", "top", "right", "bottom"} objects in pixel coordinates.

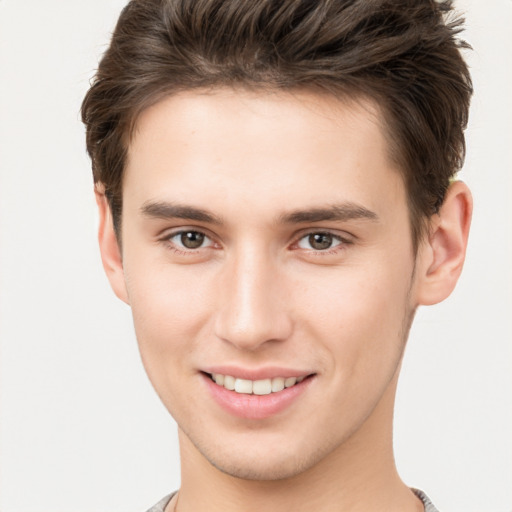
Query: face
[{"left": 116, "top": 89, "right": 422, "bottom": 480}]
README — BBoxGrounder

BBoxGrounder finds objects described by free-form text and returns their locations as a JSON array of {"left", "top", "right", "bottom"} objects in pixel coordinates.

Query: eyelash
[
  {"left": 160, "top": 229, "right": 351, "bottom": 256},
  {"left": 294, "top": 232, "right": 349, "bottom": 255},
  {"left": 162, "top": 230, "right": 216, "bottom": 255}
]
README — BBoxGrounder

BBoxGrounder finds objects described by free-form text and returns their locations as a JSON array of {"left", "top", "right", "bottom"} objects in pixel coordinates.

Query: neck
[{"left": 172, "top": 372, "right": 422, "bottom": 512}]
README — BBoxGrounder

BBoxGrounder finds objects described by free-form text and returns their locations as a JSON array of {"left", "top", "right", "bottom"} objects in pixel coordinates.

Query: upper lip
[{"left": 202, "top": 366, "right": 314, "bottom": 381}]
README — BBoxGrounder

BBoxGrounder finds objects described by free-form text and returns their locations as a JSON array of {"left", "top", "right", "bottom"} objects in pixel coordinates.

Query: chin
[
  {"left": 184, "top": 425, "right": 338, "bottom": 482},
  {"left": 205, "top": 449, "right": 313, "bottom": 481}
]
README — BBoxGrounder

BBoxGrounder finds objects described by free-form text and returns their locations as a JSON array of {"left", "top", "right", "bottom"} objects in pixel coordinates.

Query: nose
[{"left": 213, "top": 246, "right": 293, "bottom": 351}]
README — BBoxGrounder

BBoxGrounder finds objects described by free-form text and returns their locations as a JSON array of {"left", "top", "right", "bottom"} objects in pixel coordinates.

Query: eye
[
  {"left": 169, "top": 230, "right": 214, "bottom": 250},
  {"left": 297, "top": 232, "right": 343, "bottom": 251}
]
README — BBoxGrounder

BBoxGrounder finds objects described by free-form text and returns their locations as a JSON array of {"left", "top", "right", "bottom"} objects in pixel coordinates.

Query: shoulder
[
  {"left": 144, "top": 492, "right": 176, "bottom": 512},
  {"left": 412, "top": 488, "right": 441, "bottom": 512}
]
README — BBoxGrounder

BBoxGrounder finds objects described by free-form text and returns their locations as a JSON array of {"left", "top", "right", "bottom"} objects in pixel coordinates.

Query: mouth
[
  {"left": 202, "top": 370, "right": 315, "bottom": 419},
  {"left": 206, "top": 372, "right": 311, "bottom": 395}
]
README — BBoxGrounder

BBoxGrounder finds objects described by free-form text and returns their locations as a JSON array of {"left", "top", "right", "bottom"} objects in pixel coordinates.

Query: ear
[
  {"left": 415, "top": 181, "right": 473, "bottom": 306},
  {"left": 95, "top": 185, "right": 130, "bottom": 304}
]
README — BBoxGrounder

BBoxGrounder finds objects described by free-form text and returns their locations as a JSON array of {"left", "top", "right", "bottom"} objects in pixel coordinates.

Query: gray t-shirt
[
  {"left": 145, "top": 492, "right": 175, "bottom": 512},
  {"left": 145, "top": 488, "right": 439, "bottom": 511},
  {"left": 413, "top": 488, "right": 440, "bottom": 512}
]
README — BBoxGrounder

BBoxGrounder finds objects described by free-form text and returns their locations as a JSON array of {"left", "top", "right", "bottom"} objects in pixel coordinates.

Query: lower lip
[{"left": 202, "top": 373, "right": 314, "bottom": 420}]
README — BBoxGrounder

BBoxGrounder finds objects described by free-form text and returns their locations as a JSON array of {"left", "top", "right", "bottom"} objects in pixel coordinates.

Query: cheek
[
  {"left": 123, "top": 261, "right": 220, "bottom": 418},
  {"left": 124, "top": 258, "right": 217, "bottom": 365},
  {"left": 295, "top": 260, "right": 414, "bottom": 375}
]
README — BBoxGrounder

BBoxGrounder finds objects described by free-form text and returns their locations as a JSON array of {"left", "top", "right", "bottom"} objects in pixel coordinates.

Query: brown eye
[
  {"left": 297, "top": 232, "right": 343, "bottom": 251},
  {"left": 308, "top": 233, "right": 333, "bottom": 250},
  {"left": 180, "top": 231, "right": 205, "bottom": 249},
  {"left": 166, "top": 230, "right": 215, "bottom": 253}
]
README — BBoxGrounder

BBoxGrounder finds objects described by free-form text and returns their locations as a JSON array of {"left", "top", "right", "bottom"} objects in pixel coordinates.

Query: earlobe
[
  {"left": 95, "top": 185, "right": 130, "bottom": 304},
  {"left": 415, "top": 181, "right": 473, "bottom": 306}
]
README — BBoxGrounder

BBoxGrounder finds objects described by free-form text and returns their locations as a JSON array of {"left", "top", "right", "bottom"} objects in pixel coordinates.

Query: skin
[{"left": 96, "top": 89, "right": 472, "bottom": 512}]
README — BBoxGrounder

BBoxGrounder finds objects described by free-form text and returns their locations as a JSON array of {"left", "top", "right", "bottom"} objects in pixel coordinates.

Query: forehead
[{"left": 123, "top": 88, "right": 406, "bottom": 223}]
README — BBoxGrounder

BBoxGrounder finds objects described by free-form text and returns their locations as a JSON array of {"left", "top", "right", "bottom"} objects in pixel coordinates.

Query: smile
[
  {"left": 209, "top": 373, "right": 306, "bottom": 395},
  {"left": 203, "top": 371, "right": 315, "bottom": 419}
]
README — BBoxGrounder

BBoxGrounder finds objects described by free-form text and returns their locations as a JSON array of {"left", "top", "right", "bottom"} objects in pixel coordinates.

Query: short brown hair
[{"left": 81, "top": 0, "right": 472, "bottom": 247}]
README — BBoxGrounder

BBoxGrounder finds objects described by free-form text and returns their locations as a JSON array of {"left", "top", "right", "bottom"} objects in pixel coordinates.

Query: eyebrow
[
  {"left": 140, "top": 200, "right": 379, "bottom": 225},
  {"left": 141, "top": 201, "right": 224, "bottom": 225},
  {"left": 278, "top": 203, "right": 379, "bottom": 224}
]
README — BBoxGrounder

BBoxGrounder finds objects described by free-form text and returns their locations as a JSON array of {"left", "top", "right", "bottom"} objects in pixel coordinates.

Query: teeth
[
  {"left": 271, "top": 377, "right": 285, "bottom": 392},
  {"left": 252, "top": 379, "right": 272, "bottom": 395},
  {"left": 223, "top": 375, "right": 236, "bottom": 390},
  {"left": 234, "top": 378, "right": 253, "bottom": 394},
  {"left": 284, "top": 377, "right": 297, "bottom": 388},
  {"left": 210, "top": 373, "right": 306, "bottom": 395}
]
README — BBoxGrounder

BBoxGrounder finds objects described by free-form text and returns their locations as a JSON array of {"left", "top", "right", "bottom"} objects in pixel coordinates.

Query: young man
[{"left": 82, "top": 1, "right": 472, "bottom": 511}]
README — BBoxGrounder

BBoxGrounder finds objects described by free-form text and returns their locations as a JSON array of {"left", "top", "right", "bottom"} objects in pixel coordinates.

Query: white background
[{"left": 0, "top": 1, "right": 510, "bottom": 510}]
